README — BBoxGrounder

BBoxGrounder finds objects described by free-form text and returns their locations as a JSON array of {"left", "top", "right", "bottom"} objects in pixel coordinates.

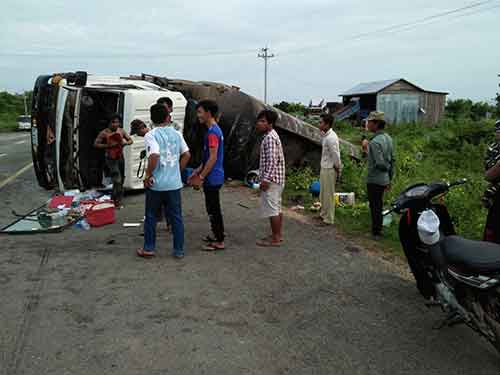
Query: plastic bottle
[{"left": 77, "top": 219, "right": 91, "bottom": 231}]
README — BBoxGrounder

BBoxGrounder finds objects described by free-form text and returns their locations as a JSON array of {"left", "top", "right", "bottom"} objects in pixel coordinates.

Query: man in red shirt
[{"left": 94, "top": 114, "right": 133, "bottom": 207}]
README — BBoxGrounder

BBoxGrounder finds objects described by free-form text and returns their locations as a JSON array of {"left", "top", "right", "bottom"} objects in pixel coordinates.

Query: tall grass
[{"left": 285, "top": 118, "right": 495, "bottom": 247}]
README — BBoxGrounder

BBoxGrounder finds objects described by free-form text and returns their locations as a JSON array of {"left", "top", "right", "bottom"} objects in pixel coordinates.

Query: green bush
[
  {"left": 285, "top": 118, "right": 496, "bottom": 249},
  {"left": 286, "top": 167, "right": 317, "bottom": 191},
  {"left": 337, "top": 118, "right": 494, "bottom": 241}
]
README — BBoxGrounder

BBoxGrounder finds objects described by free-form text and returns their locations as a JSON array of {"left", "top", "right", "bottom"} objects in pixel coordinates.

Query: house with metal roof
[{"left": 340, "top": 78, "right": 448, "bottom": 125}]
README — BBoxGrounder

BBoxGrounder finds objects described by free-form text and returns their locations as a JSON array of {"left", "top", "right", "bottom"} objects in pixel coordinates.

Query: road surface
[
  {"left": 0, "top": 132, "right": 499, "bottom": 374},
  {"left": 0, "top": 132, "right": 50, "bottom": 229}
]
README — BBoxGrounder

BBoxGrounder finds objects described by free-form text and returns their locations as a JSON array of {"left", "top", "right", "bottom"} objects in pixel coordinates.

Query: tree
[
  {"left": 273, "top": 101, "right": 308, "bottom": 116},
  {"left": 446, "top": 98, "right": 496, "bottom": 120}
]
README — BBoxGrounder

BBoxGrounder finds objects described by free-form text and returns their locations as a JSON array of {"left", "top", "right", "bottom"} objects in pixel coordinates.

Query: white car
[{"left": 17, "top": 115, "right": 31, "bottom": 131}]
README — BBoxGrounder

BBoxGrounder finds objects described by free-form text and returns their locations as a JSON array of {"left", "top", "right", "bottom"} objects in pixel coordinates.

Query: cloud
[{"left": 0, "top": 0, "right": 499, "bottom": 102}]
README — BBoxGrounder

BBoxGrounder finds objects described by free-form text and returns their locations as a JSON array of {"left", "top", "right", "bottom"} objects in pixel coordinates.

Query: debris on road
[
  {"left": 123, "top": 223, "right": 141, "bottom": 227},
  {"left": 1, "top": 189, "right": 115, "bottom": 234},
  {"left": 335, "top": 192, "right": 355, "bottom": 207},
  {"left": 309, "top": 202, "right": 321, "bottom": 212}
]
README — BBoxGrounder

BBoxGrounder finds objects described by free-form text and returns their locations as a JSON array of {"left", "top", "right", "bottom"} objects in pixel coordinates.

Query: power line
[
  {"left": 350, "top": 0, "right": 495, "bottom": 40},
  {"left": 355, "top": 2, "right": 500, "bottom": 39},
  {"left": 272, "top": 2, "right": 500, "bottom": 96},
  {"left": 1, "top": 1, "right": 497, "bottom": 61},
  {"left": 258, "top": 47, "right": 275, "bottom": 104},
  {"left": 280, "top": 0, "right": 499, "bottom": 56}
]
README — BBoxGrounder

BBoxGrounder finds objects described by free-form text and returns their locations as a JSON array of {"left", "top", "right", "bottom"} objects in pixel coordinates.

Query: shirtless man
[{"left": 94, "top": 114, "right": 133, "bottom": 207}]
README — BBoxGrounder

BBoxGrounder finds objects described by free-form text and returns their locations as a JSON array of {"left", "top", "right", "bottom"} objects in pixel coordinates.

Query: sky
[{"left": 1, "top": 0, "right": 499, "bottom": 104}]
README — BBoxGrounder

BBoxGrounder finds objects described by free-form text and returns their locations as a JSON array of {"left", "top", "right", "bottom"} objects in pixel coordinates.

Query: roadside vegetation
[
  {"left": 281, "top": 100, "right": 500, "bottom": 256},
  {"left": 0, "top": 91, "right": 32, "bottom": 132}
]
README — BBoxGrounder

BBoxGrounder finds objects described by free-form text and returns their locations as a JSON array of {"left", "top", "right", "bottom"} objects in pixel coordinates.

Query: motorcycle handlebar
[
  {"left": 448, "top": 178, "right": 468, "bottom": 189},
  {"left": 382, "top": 208, "right": 394, "bottom": 216}
]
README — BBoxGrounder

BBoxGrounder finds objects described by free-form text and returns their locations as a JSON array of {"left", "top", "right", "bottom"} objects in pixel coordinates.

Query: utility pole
[
  {"left": 23, "top": 93, "right": 28, "bottom": 115},
  {"left": 258, "top": 47, "right": 275, "bottom": 104}
]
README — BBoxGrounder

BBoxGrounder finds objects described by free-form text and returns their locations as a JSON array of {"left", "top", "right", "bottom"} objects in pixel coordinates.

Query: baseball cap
[{"left": 367, "top": 111, "right": 386, "bottom": 122}]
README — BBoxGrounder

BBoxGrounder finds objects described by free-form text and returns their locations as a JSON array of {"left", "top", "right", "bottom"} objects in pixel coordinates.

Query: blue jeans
[{"left": 144, "top": 188, "right": 184, "bottom": 256}]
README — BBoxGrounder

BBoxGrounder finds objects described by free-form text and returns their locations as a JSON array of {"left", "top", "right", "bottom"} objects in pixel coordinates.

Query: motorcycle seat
[{"left": 441, "top": 235, "right": 500, "bottom": 275}]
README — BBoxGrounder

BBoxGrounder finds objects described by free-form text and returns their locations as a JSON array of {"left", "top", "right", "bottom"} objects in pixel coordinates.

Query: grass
[
  {"left": 0, "top": 118, "right": 18, "bottom": 132},
  {"left": 282, "top": 185, "right": 403, "bottom": 256},
  {"left": 283, "top": 117, "right": 495, "bottom": 257}
]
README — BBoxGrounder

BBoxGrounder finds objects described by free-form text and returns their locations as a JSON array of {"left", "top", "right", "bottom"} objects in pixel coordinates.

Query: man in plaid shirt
[{"left": 256, "top": 110, "right": 285, "bottom": 247}]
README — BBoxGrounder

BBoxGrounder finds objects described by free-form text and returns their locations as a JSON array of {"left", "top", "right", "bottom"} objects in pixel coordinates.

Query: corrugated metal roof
[{"left": 340, "top": 78, "right": 401, "bottom": 96}]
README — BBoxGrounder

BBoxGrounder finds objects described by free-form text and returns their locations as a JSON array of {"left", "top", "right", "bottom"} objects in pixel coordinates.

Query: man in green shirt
[{"left": 366, "top": 111, "right": 395, "bottom": 239}]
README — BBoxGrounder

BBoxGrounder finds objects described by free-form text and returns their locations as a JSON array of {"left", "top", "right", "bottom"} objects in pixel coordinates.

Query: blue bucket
[{"left": 309, "top": 180, "right": 321, "bottom": 197}]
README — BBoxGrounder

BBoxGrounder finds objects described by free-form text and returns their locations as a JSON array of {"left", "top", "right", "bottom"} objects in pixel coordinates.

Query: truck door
[{"left": 54, "top": 87, "right": 80, "bottom": 191}]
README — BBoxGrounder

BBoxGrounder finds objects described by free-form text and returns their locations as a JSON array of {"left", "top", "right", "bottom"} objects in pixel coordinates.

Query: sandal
[
  {"left": 202, "top": 235, "right": 217, "bottom": 243},
  {"left": 260, "top": 236, "right": 284, "bottom": 243},
  {"left": 136, "top": 249, "right": 155, "bottom": 258},
  {"left": 202, "top": 243, "right": 225, "bottom": 251},
  {"left": 256, "top": 239, "right": 281, "bottom": 247}
]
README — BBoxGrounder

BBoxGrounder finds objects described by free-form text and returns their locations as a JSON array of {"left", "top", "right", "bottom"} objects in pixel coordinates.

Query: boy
[
  {"left": 188, "top": 100, "right": 226, "bottom": 251},
  {"left": 255, "top": 110, "right": 285, "bottom": 247},
  {"left": 136, "top": 104, "right": 190, "bottom": 259}
]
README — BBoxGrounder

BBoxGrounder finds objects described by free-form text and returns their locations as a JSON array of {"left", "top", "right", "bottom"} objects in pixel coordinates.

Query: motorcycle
[{"left": 384, "top": 179, "right": 500, "bottom": 353}]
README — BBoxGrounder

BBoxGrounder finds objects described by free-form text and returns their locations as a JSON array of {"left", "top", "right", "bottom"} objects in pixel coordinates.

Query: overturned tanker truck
[
  {"left": 139, "top": 74, "right": 359, "bottom": 178},
  {"left": 30, "top": 71, "right": 358, "bottom": 192}
]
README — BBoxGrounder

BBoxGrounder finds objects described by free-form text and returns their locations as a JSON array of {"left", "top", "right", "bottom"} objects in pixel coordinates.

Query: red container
[{"left": 85, "top": 202, "right": 116, "bottom": 227}]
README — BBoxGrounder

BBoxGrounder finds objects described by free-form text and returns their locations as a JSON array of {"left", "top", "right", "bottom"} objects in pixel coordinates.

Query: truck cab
[{"left": 31, "top": 72, "right": 187, "bottom": 192}]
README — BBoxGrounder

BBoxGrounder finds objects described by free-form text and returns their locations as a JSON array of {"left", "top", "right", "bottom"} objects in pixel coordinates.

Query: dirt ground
[{"left": 1, "top": 185, "right": 499, "bottom": 375}]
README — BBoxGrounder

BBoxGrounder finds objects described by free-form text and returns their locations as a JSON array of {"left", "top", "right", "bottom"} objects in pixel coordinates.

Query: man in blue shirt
[
  {"left": 188, "top": 100, "right": 225, "bottom": 251},
  {"left": 136, "top": 104, "right": 191, "bottom": 259}
]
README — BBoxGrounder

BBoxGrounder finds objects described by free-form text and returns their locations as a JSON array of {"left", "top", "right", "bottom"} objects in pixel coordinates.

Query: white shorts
[{"left": 260, "top": 182, "right": 284, "bottom": 218}]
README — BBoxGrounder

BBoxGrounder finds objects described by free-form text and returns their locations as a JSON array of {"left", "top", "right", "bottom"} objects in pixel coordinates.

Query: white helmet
[{"left": 417, "top": 209, "right": 441, "bottom": 245}]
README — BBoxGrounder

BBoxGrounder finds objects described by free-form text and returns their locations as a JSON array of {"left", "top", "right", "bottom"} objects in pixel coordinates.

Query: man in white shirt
[
  {"left": 136, "top": 104, "right": 191, "bottom": 259},
  {"left": 318, "top": 114, "right": 341, "bottom": 226}
]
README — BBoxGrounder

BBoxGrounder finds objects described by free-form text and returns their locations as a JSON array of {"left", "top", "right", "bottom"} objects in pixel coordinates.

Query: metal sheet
[
  {"left": 377, "top": 93, "right": 420, "bottom": 124},
  {"left": 341, "top": 79, "right": 400, "bottom": 96}
]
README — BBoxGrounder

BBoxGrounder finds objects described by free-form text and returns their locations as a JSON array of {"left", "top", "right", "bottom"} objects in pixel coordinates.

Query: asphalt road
[
  {"left": 0, "top": 135, "right": 499, "bottom": 374},
  {"left": 0, "top": 132, "right": 50, "bottom": 229},
  {"left": 0, "top": 132, "right": 32, "bottom": 181}
]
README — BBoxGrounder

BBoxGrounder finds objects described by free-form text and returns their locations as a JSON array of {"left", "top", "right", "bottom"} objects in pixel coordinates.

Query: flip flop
[
  {"left": 260, "top": 236, "right": 284, "bottom": 243},
  {"left": 202, "top": 243, "right": 225, "bottom": 251},
  {"left": 256, "top": 240, "right": 281, "bottom": 247},
  {"left": 202, "top": 235, "right": 217, "bottom": 243},
  {"left": 136, "top": 249, "right": 155, "bottom": 258}
]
